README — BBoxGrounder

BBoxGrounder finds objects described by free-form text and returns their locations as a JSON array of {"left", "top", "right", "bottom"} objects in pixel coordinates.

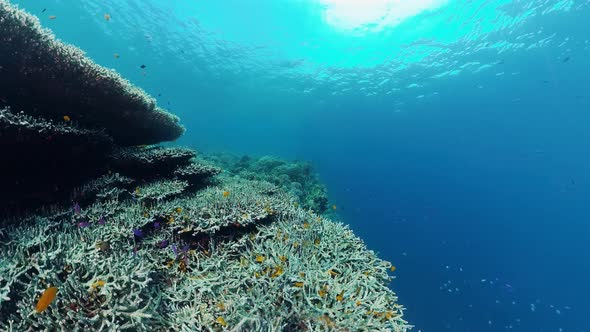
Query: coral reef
[
  {"left": 0, "top": 1, "right": 411, "bottom": 331},
  {"left": 0, "top": 0, "right": 184, "bottom": 146},
  {"left": 0, "top": 175, "right": 411, "bottom": 331},
  {"left": 204, "top": 153, "right": 330, "bottom": 214}
]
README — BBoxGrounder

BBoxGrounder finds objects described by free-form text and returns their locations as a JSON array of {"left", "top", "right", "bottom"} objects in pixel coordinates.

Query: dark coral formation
[
  {"left": 0, "top": 108, "right": 114, "bottom": 214},
  {"left": 0, "top": 0, "right": 185, "bottom": 215},
  {"left": 0, "top": 0, "right": 184, "bottom": 146},
  {"left": 204, "top": 153, "right": 329, "bottom": 213}
]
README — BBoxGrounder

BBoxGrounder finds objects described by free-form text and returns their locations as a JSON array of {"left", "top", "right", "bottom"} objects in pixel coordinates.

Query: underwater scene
[{"left": 0, "top": 0, "right": 589, "bottom": 331}]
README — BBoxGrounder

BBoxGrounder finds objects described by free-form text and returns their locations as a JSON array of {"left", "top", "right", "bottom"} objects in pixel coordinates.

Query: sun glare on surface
[{"left": 320, "top": 0, "right": 449, "bottom": 32}]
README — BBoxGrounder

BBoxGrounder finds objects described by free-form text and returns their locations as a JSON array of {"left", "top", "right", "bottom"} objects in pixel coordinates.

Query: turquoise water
[{"left": 12, "top": 0, "right": 590, "bottom": 330}]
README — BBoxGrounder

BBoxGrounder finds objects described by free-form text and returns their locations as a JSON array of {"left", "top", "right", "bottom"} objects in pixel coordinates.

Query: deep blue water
[{"left": 12, "top": 0, "right": 590, "bottom": 330}]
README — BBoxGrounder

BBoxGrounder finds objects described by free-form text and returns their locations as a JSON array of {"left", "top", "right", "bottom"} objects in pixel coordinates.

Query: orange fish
[
  {"left": 36, "top": 287, "right": 58, "bottom": 313},
  {"left": 63, "top": 115, "right": 71, "bottom": 122},
  {"left": 49, "top": 15, "right": 57, "bottom": 20},
  {"left": 104, "top": 14, "right": 110, "bottom": 21},
  {"left": 390, "top": 265, "right": 396, "bottom": 272},
  {"left": 223, "top": 191, "right": 230, "bottom": 197}
]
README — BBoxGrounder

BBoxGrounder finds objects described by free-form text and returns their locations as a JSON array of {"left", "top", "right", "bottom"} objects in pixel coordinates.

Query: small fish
[
  {"left": 562, "top": 56, "right": 570, "bottom": 63},
  {"left": 175, "top": 207, "right": 182, "bottom": 214},
  {"left": 63, "top": 115, "right": 71, "bottom": 122},
  {"left": 114, "top": 53, "right": 120, "bottom": 59},
  {"left": 134, "top": 187, "right": 140, "bottom": 195},
  {"left": 332, "top": 204, "right": 337, "bottom": 210},
  {"left": 92, "top": 279, "right": 106, "bottom": 288},
  {"left": 133, "top": 229, "right": 143, "bottom": 238},
  {"left": 78, "top": 221, "right": 91, "bottom": 228},
  {"left": 223, "top": 191, "right": 230, "bottom": 197},
  {"left": 73, "top": 202, "right": 81, "bottom": 215},
  {"left": 159, "top": 240, "right": 169, "bottom": 249},
  {"left": 182, "top": 244, "right": 190, "bottom": 253},
  {"left": 390, "top": 266, "right": 396, "bottom": 272},
  {"left": 36, "top": 287, "right": 58, "bottom": 313},
  {"left": 104, "top": 14, "right": 110, "bottom": 21},
  {"left": 42, "top": 8, "right": 46, "bottom": 13},
  {"left": 97, "top": 216, "right": 106, "bottom": 225},
  {"left": 97, "top": 241, "right": 110, "bottom": 252},
  {"left": 140, "top": 64, "right": 146, "bottom": 69},
  {"left": 49, "top": 15, "right": 57, "bottom": 20},
  {"left": 171, "top": 244, "right": 178, "bottom": 256},
  {"left": 216, "top": 317, "right": 227, "bottom": 327},
  {"left": 153, "top": 221, "right": 161, "bottom": 229}
]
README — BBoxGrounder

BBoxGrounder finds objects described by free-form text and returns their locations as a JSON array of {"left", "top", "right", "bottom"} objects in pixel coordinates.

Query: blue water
[{"left": 13, "top": 0, "right": 590, "bottom": 330}]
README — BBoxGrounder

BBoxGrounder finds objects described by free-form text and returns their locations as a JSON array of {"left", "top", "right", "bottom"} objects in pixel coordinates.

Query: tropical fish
[
  {"left": 140, "top": 64, "right": 146, "bottom": 69},
  {"left": 332, "top": 204, "right": 337, "bottom": 210},
  {"left": 35, "top": 287, "right": 58, "bottom": 313},
  {"left": 159, "top": 240, "right": 169, "bottom": 249},
  {"left": 91, "top": 279, "right": 106, "bottom": 289},
  {"left": 96, "top": 241, "right": 110, "bottom": 252},
  {"left": 171, "top": 244, "right": 178, "bottom": 256},
  {"left": 114, "top": 53, "right": 120, "bottom": 59},
  {"left": 153, "top": 221, "right": 161, "bottom": 229},
  {"left": 78, "top": 220, "right": 90, "bottom": 228},
  {"left": 216, "top": 317, "right": 227, "bottom": 327},
  {"left": 97, "top": 216, "right": 106, "bottom": 225},
  {"left": 223, "top": 191, "right": 230, "bottom": 197},
  {"left": 104, "top": 14, "right": 110, "bottom": 21},
  {"left": 49, "top": 15, "right": 57, "bottom": 20},
  {"left": 63, "top": 115, "right": 71, "bottom": 122},
  {"left": 73, "top": 202, "right": 81, "bottom": 215},
  {"left": 133, "top": 229, "right": 143, "bottom": 238}
]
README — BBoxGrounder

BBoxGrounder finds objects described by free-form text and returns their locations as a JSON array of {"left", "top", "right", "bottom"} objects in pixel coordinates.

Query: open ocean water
[{"left": 8, "top": 0, "right": 590, "bottom": 331}]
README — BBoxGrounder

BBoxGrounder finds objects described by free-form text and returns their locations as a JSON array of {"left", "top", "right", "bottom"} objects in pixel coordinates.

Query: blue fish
[
  {"left": 98, "top": 216, "right": 106, "bottom": 225},
  {"left": 171, "top": 244, "right": 178, "bottom": 256},
  {"left": 154, "top": 221, "right": 161, "bottom": 229},
  {"left": 133, "top": 229, "right": 143, "bottom": 238},
  {"left": 159, "top": 240, "right": 169, "bottom": 249}
]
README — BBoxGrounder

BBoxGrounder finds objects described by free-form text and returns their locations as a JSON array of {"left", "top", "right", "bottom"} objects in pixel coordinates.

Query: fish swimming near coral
[
  {"left": 35, "top": 287, "right": 58, "bottom": 313},
  {"left": 77, "top": 220, "right": 91, "bottom": 228},
  {"left": 73, "top": 202, "right": 81, "bottom": 215}
]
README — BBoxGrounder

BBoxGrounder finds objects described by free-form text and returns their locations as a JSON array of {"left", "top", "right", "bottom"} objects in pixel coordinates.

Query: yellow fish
[
  {"left": 104, "top": 14, "right": 111, "bottom": 21},
  {"left": 216, "top": 317, "right": 227, "bottom": 327},
  {"left": 63, "top": 115, "right": 71, "bottom": 122},
  {"left": 36, "top": 287, "right": 58, "bottom": 313},
  {"left": 92, "top": 279, "right": 106, "bottom": 289},
  {"left": 223, "top": 191, "right": 230, "bottom": 197},
  {"left": 332, "top": 204, "right": 337, "bottom": 210}
]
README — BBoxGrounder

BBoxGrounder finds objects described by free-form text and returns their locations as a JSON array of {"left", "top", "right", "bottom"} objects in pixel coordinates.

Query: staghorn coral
[
  {"left": 0, "top": 0, "right": 184, "bottom": 146},
  {"left": 110, "top": 147, "right": 196, "bottom": 180},
  {"left": 204, "top": 153, "right": 330, "bottom": 214},
  {"left": 0, "top": 172, "right": 411, "bottom": 331},
  {"left": 174, "top": 162, "right": 222, "bottom": 187}
]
